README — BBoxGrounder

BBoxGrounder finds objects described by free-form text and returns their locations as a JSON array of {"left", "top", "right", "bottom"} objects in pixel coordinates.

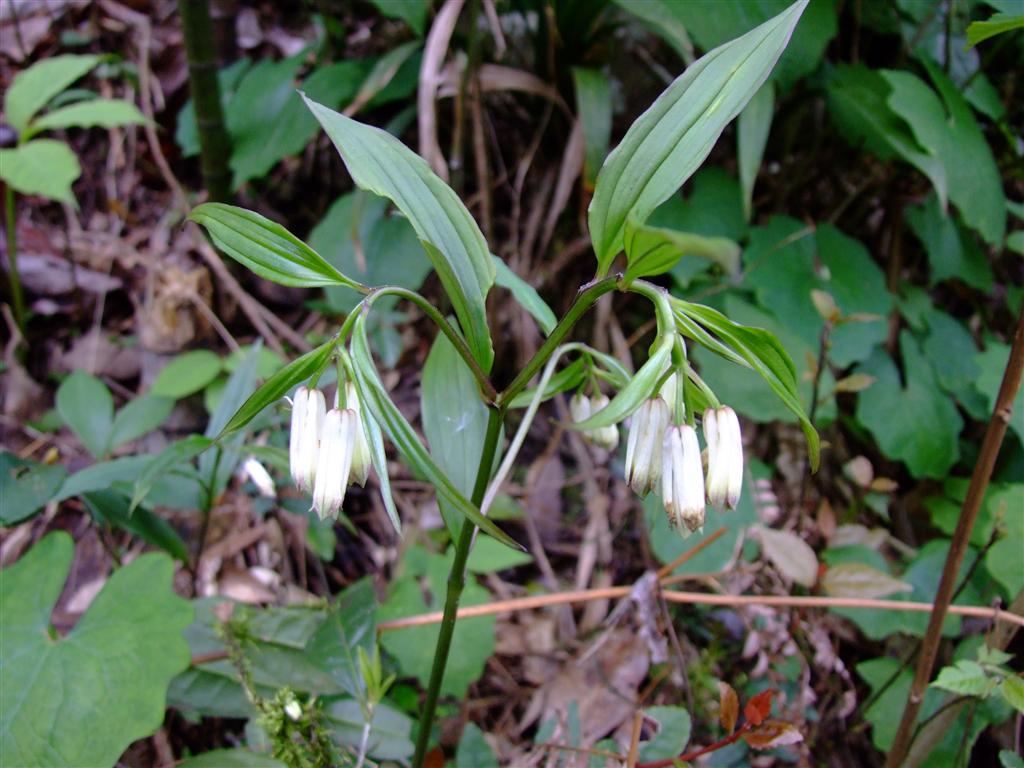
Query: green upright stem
[
  {"left": 412, "top": 405, "right": 504, "bottom": 768},
  {"left": 3, "top": 185, "right": 24, "bottom": 334},
  {"left": 180, "top": 0, "right": 232, "bottom": 202}
]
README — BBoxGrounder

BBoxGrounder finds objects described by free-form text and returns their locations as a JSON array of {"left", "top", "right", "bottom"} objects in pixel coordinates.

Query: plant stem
[
  {"left": 499, "top": 275, "right": 619, "bottom": 406},
  {"left": 412, "top": 405, "right": 504, "bottom": 768},
  {"left": 4, "top": 185, "right": 25, "bottom": 334},
  {"left": 885, "top": 305, "right": 1024, "bottom": 768},
  {"left": 179, "top": 0, "right": 232, "bottom": 202}
]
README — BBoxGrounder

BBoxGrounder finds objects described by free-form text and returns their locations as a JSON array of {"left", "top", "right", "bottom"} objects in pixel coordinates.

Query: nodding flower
[
  {"left": 662, "top": 424, "right": 705, "bottom": 536},
  {"left": 624, "top": 396, "right": 669, "bottom": 496},
  {"left": 289, "top": 386, "right": 325, "bottom": 493},
  {"left": 704, "top": 405, "right": 743, "bottom": 510},
  {"left": 570, "top": 392, "right": 619, "bottom": 451},
  {"left": 312, "top": 408, "right": 357, "bottom": 520},
  {"left": 343, "top": 382, "right": 372, "bottom": 487}
]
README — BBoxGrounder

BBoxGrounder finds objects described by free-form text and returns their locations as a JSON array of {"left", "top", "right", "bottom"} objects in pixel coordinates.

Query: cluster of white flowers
[
  {"left": 625, "top": 395, "right": 744, "bottom": 537},
  {"left": 569, "top": 376, "right": 744, "bottom": 537},
  {"left": 570, "top": 392, "right": 619, "bottom": 451},
  {"left": 289, "top": 382, "right": 371, "bottom": 520}
]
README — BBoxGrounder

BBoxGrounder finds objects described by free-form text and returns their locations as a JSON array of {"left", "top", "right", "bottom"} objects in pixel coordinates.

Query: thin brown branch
[{"left": 886, "top": 305, "right": 1024, "bottom": 768}]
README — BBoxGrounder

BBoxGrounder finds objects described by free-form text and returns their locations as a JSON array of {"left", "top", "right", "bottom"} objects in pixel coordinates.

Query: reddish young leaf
[
  {"left": 742, "top": 719, "right": 804, "bottom": 750},
  {"left": 718, "top": 681, "right": 739, "bottom": 733},
  {"left": 743, "top": 689, "right": 774, "bottom": 727}
]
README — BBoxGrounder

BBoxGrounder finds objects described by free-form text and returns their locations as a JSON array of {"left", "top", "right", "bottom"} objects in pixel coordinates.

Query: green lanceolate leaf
[
  {"left": 571, "top": 67, "right": 613, "bottom": 187},
  {"left": 738, "top": 81, "right": 774, "bottom": 221},
  {"left": 26, "top": 98, "right": 146, "bottom": 139},
  {"left": 588, "top": 0, "right": 807, "bottom": 276},
  {"left": 492, "top": 255, "right": 556, "bottom": 335},
  {"left": 0, "top": 531, "right": 193, "bottom": 767},
  {"left": 218, "top": 338, "right": 337, "bottom": 437},
  {"left": 676, "top": 300, "right": 820, "bottom": 469},
  {"left": 507, "top": 357, "right": 588, "bottom": 409},
  {"left": 361, "top": 397, "right": 401, "bottom": 534},
  {"left": 349, "top": 315, "right": 520, "bottom": 550},
  {"left": 4, "top": 53, "right": 100, "bottom": 133},
  {"left": 56, "top": 370, "right": 114, "bottom": 458},
  {"left": 623, "top": 217, "right": 740, "bottom": 282},
  {"left": 189, "top": 203, "right": 364, "bottom": 290},
  {"left": 0, "top": 139, "right": 82, "bottom": 203},
  {"left": 570, "top": 333, "right": 673, "bottom": 431},
  {"left": 966, "top": 12, "right": 1024, "bottom": 48},
  {"left": 130, "top": 435, "right": 214, "bottom": 513},
  {"left": 302, "top": 95, "right": 496, "bottom": 372}
]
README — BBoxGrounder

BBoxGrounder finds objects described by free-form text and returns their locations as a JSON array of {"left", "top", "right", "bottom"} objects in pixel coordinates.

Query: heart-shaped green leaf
[{"left": 0, "top": 531, "right": 192, "bottom": 767}]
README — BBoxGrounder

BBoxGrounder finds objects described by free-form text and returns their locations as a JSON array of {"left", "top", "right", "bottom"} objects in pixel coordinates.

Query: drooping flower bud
[
  {"left": 662, "top": 424, "right": 705, "bottom": 535},
  {"left": 312, "top": 408, "right": 357, "bottom": 520},
  {"left": 704, "top": 405, "right": 743, "bottom": 510},
  {"left": 571, "top": 392, "right": 618, "bottom": 451},
  {"left": 587, "top": 393, "right": 619, "bottom": 451},
  {"left": 624, "top": 396, "right": 669, "bottom": 496},
  {"left": 289, "top": 386, "right": 325, "bottom": 493},
  {"left": 345, "top": 381, "right": 372, "bottom": 487}
]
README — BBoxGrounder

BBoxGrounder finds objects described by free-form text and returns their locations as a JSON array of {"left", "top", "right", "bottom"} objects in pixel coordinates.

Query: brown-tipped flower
[
  {"left": 662, "top": 424, "right": 705, "bottom": 536},
  {"left": 624, "top": 396, "right": 669, "bottom": 496},
  {"left": 312, "top": 408, "right": 357, "bottom": 520},
  {"left": 289, "top": 386, "right": 325, "bottom": 493},
  {"left": 704, "top": 405, "right": 743, "bottom": 510}
]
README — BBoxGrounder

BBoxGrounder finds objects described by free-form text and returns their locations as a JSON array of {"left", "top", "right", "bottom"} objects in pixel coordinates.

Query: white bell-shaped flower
[
  {"left": 344, "top": 381, "right": 372, "bottom": 487},
  {"left": 289, "top": 386, "right": 325, "bottom": 493},
  {"left": 662, "top": 424, "right": 705, "bottom": 535},
  {"left": 704, "top": 406, "right": 743, "bottom": 510},
  {"left": 570, "top": 392, "right": 618, "bottom": 451},
  {"left": 312, "top": 408, "right": 357, "bottom": 520},
  {"left": 624, "top": 396, "right": 669, "bottom": 496}
]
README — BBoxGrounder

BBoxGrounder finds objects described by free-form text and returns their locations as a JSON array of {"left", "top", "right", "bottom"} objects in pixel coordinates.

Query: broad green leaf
[
  {"left": 974, "top": 341, "right": 1024, "bottom": 445},
  {"left": 569, "top": 333, "right": 672, "bottom": 431},
  {"left": 637, "top": 706, "right": 692, "bottom": 763},
  {"left": 304, "top": 95, "right": 496, "bottom": 371},
  {"left": 422, "top": 330, "right": 491, "bottom": 536},
  {"left": 0, "top": 139, "right": 81, "bottom": 203},
  {"left": 175, "top": 58, "right": 251, "bottom": 157},
  {"left": 27, "top": 98, "right": 145, "bottom": 138},
  {"left": 51, "top": 455, "right": 151, "bottom": 503},
  {"left": 303, "top": 578, "right": 377, "bottom": 697},
  {"left": 465, "top": 537, "right": 533, "bottom": 573},
  {"left": 367, "top": 0, "right": 429, "bottom": 34},
  {"left": 614, "top": 0, "right": 694, "bottom": 62},
  {"left": 131, "top": 434, "right": 214, "bottom": 513},
  {"left": 457, "top": 723, "right": 499, "bottom": 768},
  {"left": 4, "top": 53, "right": 99, "bottom": 133},
  {"left": 152, "top": 350, "right": 224, "bottom": 399},
  {"left": 84, "top": 490, "right": 189, "bottom": 562},
  {"left": 651, "top": 0, "right": 837, "bottom": 90},
  {"left": 347, "top": 40, "right": 422, "bottom": 115},
  {"left": 56, "top": 370, "right": 114, "bottom": 458},
  {"left": 379, "top": 546, "right": 496, "bottom": 697},
  {"left": 623, "top": 218, "right": 740, "bottom": 282},
  {"left": 931, "top": 660, "right": 997, "bottom": 698},
  {"left": 676, "top": 298, "right": 819, "bottom": 468},
  {"left": 1002, "top": 676, "right": 1024, "bottom": 714},
  {"left": 226, "top": 56, "right": 371, "bottom": 188},
  {"left": 856, "top": 333, "right": 962, "bottom": 478},
  {"left": 737, "top": 81, "right": 774, "bottom": 220},
  {"left": 190, "top": 203, "right": 361, "bottom": 289},
  {"left": 350, "top": 316, "right": 520, "bottom": 549},
  {"left": 571, "top": 67, "right": 612, "bottom": 187},
  {"left": 109, "top": 394, "right": 173, "bottom": 450},
  {"left": 966, "top": 13, "right": 1024, "bottom": 48},
  {"left": 323, "top": 699, "right": 415, "bottom": 761},
  {"left": 826, "top": 64, "right": 947, "bottom": 211},
  {"left": 588, "top": 0, "right": 807, "bottom": 275},
  {"left": 309, "top": 192, "right": 433, "bottom": 314},
  {"left": 882, "top": 62, "right": 1005, "bottom": 245},
  {"left": 0, "top": 532, "right": 192, "bottom": 767},
  {"left": 492, "top": 255, "right": 556, "bottom": 335},
  {"left": 218, "top": 338, "right": 335, "bottom": 437},
  {"left": 906, "top": 193, "right": 993, "bottom": 291},
  {"left": 0, "top": 452, "right": 67, "bottom": 525},
  {"left": 507, "top": 357, "right": 589, "bottom": 409}
]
